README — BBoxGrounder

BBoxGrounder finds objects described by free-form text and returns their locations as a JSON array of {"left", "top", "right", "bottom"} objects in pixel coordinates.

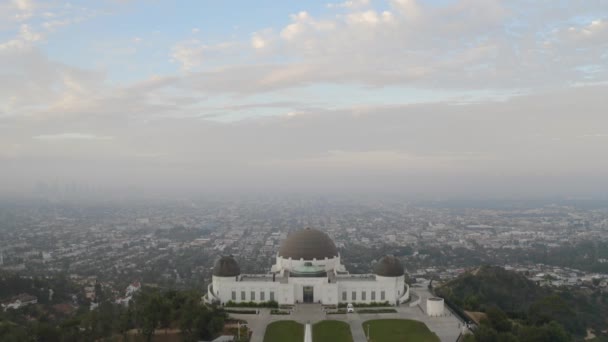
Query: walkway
[{"left": 229, "top": 290, "right": 463, "bottom": 342}]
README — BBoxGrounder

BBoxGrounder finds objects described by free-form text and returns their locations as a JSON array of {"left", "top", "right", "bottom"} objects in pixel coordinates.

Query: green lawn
[
  {"left": 263, "top": 320, "right": 304, "bottom": 342},
  {"left": 362, "top": 319, "right": 440, "bottom": 342},
  {"left": 313, "top": 320, "right": 354, "bottom": 342}
]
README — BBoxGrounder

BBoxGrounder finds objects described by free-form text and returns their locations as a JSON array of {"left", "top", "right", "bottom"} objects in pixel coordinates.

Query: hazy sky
[{"left": 1, "top": 0, "right": 607, "bottom": 197}]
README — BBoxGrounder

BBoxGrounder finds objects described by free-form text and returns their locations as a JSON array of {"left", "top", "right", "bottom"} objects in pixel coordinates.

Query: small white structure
[
  {"left": 426, "top": 297, "right": 445, "bottom": 317},
  {"left": 207, "top": 228, "right": 410, "bottom": 306}
]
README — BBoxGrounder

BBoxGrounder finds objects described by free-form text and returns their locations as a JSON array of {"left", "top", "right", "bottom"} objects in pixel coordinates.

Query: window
[
  {"left": 352, "top": 291, "right": 356, "bottom": 301},
  {"left": 231, "top": 291, "right": 236, "bottom": 301},
  {"left": 381, "top": 291, "right": 385, "bottom": 301},
  {"left": 270, "top": 291, "right": 275, "bottom": 301},
  {"left": 362, "top": 291, "right": 366, "bottom": 301},
  {"left": 241, "top": 291, "right": 246, "bottom": 300},
  {"left": 251, "top": 291, "right": 255, "bottom": 301},
  {"left": 371, "top": 291, "right": 376, "bottom": 301},
  {"left": 261, "top": 291, "right": 265, "bottom": 301},
  {"left": 342, "top": 292, "right": 347, "bottom": 301}
]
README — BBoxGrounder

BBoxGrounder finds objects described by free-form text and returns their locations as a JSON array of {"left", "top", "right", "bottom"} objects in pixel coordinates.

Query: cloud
[
  {"left": 1, "top": 0, "right": 608, "bottom": 197},
  {"left": 3, "top": 84, "right": 608, "bottom": 197},
  {"left": 170, "top": 39, "right": 205, "bottom": 71},
  {"left": 326, "top": 0, "right": 370, "bottom": 9},
  {"left": 149, "top": 1, "right": 604, "bottom": 94},
  {"left": 13, "top": 0, "right": 34, "bottom": 11},
  {"left": 560, "top": 19, "right": 608, "bottom": 44},
  {"left": 251, "top": 33, "right": 267, "bottom": 49},
  {"left": 32, "top": 133, "right": 114, "bottom": 141},
  {"left": 0, "top": 24, "right": 43, "bottom": 50},
  {"left": 169, "top": 39, "right": 241, "bottom": 71}
]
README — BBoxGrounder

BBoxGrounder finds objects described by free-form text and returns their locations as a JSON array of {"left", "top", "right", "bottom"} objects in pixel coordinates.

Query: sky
[{"left": 0, "top": 0, "right": 607, "bottom": 198}]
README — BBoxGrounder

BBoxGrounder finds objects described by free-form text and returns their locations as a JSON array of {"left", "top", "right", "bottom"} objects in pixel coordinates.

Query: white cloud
[
  {"left": 251, "top": 33, "right": 267, "bottom": 49},
  {"left": 163, "top": 0, "right": 605, "bottom": 93},
  {"left": 12, "top": 0, "right": 34, "bottom": 11},
  {"left": 170, "top": 39, "right": 204, "bottom": 71},
  {"left": 32, "top": 133, "right": 114, "bottom": 141},
  {"left": 326, "top": 0, "right": 370, "bottom": 9},
  {"left": 0, "top": 24, "right": 43, "bottom": 50},
  {"left": 561, "top": 19, "right": 608, "bottom": 44}
]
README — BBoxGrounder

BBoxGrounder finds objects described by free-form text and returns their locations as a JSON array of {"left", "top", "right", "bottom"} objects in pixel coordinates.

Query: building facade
[{"left": 206, "top": 228, "right": 409, "bottom": 305}]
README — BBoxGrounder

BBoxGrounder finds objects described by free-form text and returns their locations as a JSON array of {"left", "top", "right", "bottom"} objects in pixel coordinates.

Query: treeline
[
  {"left": 437, "top": 265, "right": 608, "bottom": 341},
  {"left": 0, "top": 285, "right": 227, "bottom": 342},
  {"left": 463, "top": 306, "right": 571, "bottom": 342},
  {"left": 0, "top": 272, "right": 78, "bottom": 304},
  {"left": 507, "top": 240, "right": 608, "bottom": 274}
]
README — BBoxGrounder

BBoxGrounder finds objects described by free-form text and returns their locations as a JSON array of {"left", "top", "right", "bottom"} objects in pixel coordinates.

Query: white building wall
[
  {"left": 426, "top": 297, "right": 445, "bottom": 316},
  {"left": 336, "top": 275, "right": 407, "bottom": 305},
  {"left": 211, "top": 276, "right": 285, "bottom": 304},
  {"left": 273, "top": 255, "right": 341, "bottom": 273},
  {"left": 289, "top": 277, "right": 338, "bottom": 304},
  {"left": 210, "top": 264, "right": 408, "bottom": 306},
  {"left": 338, "top": 281, "right": 395, "bottom": 304},
  {"left": 210, "top": 274, "right": 408, "bottom": 306}
]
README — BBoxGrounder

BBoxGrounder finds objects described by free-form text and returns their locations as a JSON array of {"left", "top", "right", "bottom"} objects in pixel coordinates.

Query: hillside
[
  {"left": 435, "top": 265, "right": 608, "bottom": 341},
  {"left": 0, "top": 272, "right": 227, "bottom": 341},
  {"left": 436, "top": 265, "right": 548, "bottom": 313}
]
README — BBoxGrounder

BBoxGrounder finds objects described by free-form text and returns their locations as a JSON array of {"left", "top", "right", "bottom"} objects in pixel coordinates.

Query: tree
[
  {"left": 35, "top": 322, "right": 61, "bottom": 342},
  {"left": 496, "top": 332, "right": 518, "bottom": 342},
  {"left": 118, "top": 305, "right": 134, "bottom": 340},
  {"left": 94, "top": 281, "right": 103, "bottom": 303},
  {"left": 474, "top": 325, "right": 498, "bottom": 342},
  {"left": 485, "top": 306, "right": 512, "bottom": 333},
  {"left": 158, "top": 296, "right": 172, "bottom": 334},
  {"left": 135, "top": 292, "right": 162, "bottom": 342},
  {"left": 518, "top": 321, "right": 570, "bottom": 342},
  {"left": 528, "top": 295, "right": 584, "bottom": 335}
]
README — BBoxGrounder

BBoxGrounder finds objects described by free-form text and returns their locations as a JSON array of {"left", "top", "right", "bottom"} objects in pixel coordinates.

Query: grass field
[
  {"left": 362, "top": 319, "right": 440, "bottom": 342},
  {"left": 313, "top": 320, "right": 354, "bottom": 342},
  {"left": 263, "top": 320, "right": 304, "bottom": 342}
]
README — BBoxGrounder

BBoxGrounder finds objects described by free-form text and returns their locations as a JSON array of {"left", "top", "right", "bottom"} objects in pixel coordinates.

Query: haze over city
[
  {"left": 4, "top": 2, "right": 608, "bottom": 342},
  {"left": 1, "top": 0, "right": 607, "bottom": 198}
]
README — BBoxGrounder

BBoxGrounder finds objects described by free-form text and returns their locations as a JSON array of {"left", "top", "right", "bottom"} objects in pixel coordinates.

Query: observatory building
[{"left": 206, "top": 228, "right": 409, "bottom": 305}]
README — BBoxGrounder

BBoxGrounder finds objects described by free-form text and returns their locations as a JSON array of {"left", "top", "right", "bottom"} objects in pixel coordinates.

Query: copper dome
[
  {"left": 278, "top": 228, "right": 338, "bottom": 260},
  {"left": 373, "top": 255, "right": 404, "bottom": 277},
  {"left": 213, "top": 256, "right": 240, "bottom": 277}
]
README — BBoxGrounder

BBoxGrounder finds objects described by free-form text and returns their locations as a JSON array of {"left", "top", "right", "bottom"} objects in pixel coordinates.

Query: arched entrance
[{"left": 303, "top": 286, "right": 314, "bottom": 303}]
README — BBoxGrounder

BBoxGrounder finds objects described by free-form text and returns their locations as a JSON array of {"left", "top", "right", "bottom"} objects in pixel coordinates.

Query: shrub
[
  {"left": 357, "top": 309, "right": 397, "bottom": 314},
  {"left": 326, "top": 309, "right": 347, "bottom": 315},
  {"left": 224, "top": 309, "right": 257, "bottom": 314},
  {"left": 270, "top": 309, "right": 290, "bottom": 315},
  {"left": 225, "top": 300, "right": 278, "bottom": 308},
  {"left": 338, "top": 301, "right": 390, "bottom": 308}
]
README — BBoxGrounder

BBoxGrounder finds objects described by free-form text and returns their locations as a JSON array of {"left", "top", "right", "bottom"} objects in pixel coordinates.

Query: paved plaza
[{"left": 230, "top": 289, "right": 464, "bottom": 342}]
